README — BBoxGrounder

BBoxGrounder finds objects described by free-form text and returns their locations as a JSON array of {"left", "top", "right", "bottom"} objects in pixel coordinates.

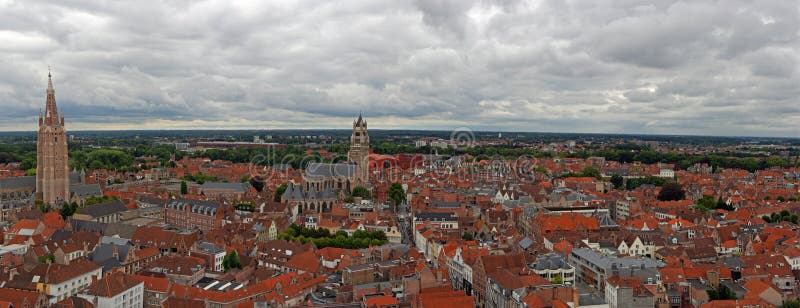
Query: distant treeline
[
  {"left": 1, "top": 136, "right": 797, "bottom": 174},
  {"left": 0, "top": 142, "right": 180, "bottom": 173},
  {"left": 564, "top": 147, "right": 797, "bottom": 172}
]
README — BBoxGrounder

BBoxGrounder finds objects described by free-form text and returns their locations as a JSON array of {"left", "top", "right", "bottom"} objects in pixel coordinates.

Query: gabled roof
[
  {"left": 70, "top": 184, "right": 102, "bottom": 198},
  {"left": 77, "top": 200, "right": 128, "bottom": 218},
  {"left": 130, "top": 274, "right": 170, "bottom": 293},
  {"left": 85, "top": 272, "right": 143, "bottom": 298},
  {"left": 28, "top": 258, "right": 102, "bottom": 284},
  {"left": 304, "top": 162, "right": 357, "bottom": 178}
]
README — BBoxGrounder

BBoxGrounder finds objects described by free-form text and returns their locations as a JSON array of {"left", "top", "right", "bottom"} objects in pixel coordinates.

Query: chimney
[
  {"left": 572, "top": 284, "right": 580, "bottom": 307},
  {"left": 112, "top": 245, "right": 119, "bottom": 260},
  {"left": 9, "top": 268, "right": 18, "bottom": 281}
]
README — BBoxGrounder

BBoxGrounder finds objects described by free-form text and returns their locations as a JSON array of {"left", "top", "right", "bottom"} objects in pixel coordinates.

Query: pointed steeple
[
  {"left": 355, "top": 111, "right": 364, "bottom": 127},
  {"left": 44, "top": 68, "right": 59, "bottom": 125},
  {"left": 47, "top": 68, "right": 54, "bottom": 92}
]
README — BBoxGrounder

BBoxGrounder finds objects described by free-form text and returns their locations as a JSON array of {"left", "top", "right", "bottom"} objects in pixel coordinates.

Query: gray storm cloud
[{"left": 0, "top": 0, "right": 798, "bottom": 137}]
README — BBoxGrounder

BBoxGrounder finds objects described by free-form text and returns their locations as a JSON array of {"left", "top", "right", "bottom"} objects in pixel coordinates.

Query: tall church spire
[
  {"left": 37, "top": 67, "right": 69, "bottom": 205},
  {"left": 47, "top": 67, "right": 53, "bottom": 91},
  {"left": 44, "top": 68, "right": 59, "bottom": 125},
  {"left": 355, "top": 111, "right": 365, "bottom": 127}
]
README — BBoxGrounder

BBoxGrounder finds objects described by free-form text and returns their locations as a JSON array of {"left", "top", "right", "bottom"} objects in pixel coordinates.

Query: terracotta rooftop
[{"left": 85, "top": 272, "right": 143, "bottom": 298}]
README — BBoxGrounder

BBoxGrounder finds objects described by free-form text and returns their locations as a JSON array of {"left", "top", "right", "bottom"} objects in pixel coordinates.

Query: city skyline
[{"left": 1, "top": 1, "right": 798, "bottom": 137}]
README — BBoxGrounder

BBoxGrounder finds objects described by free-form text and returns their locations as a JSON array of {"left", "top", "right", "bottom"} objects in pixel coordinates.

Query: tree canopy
[
  {"left": 657, "top": 182, "right": 685, "bottom": 201},
  {"left": 274, "top": 184, "right": 287, "bottom": 202},
  {"left": 707, "top": 285, "right": 736, "bottom": 300},
  {"left": 610, "top": 174, "right": 624, "bottom": 189},
  {"left": 388, "top": 183, "right": 405, "bottom": 205},
  {"left": 351, "top": 186, "right": 371, "bottom": 199},
  {"left": 279, "top": 224, "right": 388, "bottom": 249},
  {"left": 222, "top": 250, "right": 242, "bottom": 272}
]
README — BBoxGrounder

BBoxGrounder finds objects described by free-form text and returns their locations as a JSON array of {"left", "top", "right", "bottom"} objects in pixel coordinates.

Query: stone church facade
[{"left": 282, "top": 114, "right": 371, "bottom": 214}]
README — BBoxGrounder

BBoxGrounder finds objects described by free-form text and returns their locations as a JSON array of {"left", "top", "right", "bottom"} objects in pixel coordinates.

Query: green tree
[
  {"left": 38, "top": 254, "right": 55, "bottom": 263},
  {"left": 580, "top": 166, "right": 602, "bottom": 180},
  {"left": 86, "top": 149, "right": 134, "bottom": 170},
  {"left": 84, "top": 195, "right": 117, "bottom": 206},
  {"left": 462, "top": 232, "right": 474, "bottom": 241},
  {"left": 249, "top": 176, "right": 265, "bottom": 192},
  {"left": 534, "top": 166, "right": 549, "bottom": 176},
  {"left": 20, "top": 158, "right": 36, "bottom": 170},
  {"left": 59, "top": 201, "right": 80, "bottom": 219},
  {"left": 697, "top": 195, "right": 716, "bottom": 208},
  {"left": 351, "top": 186, "right": 371, "bottom": 199},
  {"left": 180, "top": 181, "right": 188, "bottom": 195},
  {"left": 696, "top": 195, "right": 719, "bottom": 213},
  {"left": 222, "top": 250, "right": 242, "bottom": 272},
  {"left": 707, "top": 285, "right": 736, "bottom": 300},
  {"left": 551, "top": 275, "right": 563, "bottom": 285},
  {"left": 716, "top": 196, "right": 731, "bottom": 210},
  {"left": 274, "top": 184, "right": 287, "bottom": 202},
  {"left": 36, "top": 200, "right": 51, "bottom": 213},
  {"left": 658, "top": 182, "right": 685, "bottom": 201},
  {"left": 610, "top": 174, "right": 624, "bottom": 189},
  {"left": 781, "top": 298, "right": 800, "bottom": 308},
  {"left": 388, "top": 183, "right": 405, "bottom": 206}
]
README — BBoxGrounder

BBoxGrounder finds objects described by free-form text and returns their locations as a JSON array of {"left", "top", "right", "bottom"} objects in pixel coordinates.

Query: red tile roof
[
  {"left": 86, "top": 272, "right": 143, "bottom": 298},
  {"left": 130, "top": 274, "right": 170, "bottom": 293}
]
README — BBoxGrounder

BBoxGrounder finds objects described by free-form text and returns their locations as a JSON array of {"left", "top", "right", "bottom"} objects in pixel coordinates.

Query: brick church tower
[
  {"left": 36, "top": 70, "right": 69, "bottom": 205},
  {"left": 348, "top": 113, "right": 369, "bottom": 184}
]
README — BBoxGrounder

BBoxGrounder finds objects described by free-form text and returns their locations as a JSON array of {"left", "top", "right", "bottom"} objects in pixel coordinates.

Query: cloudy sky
[{"left": 1, "top": 0, "right": 799, "bottom": 137}]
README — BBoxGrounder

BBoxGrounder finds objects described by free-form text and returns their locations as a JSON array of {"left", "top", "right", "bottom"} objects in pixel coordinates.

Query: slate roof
[
  {"left": 0, "top": 176, "right": 35, "bottom": 190},
  {"left": 197, "top": 242, "right": 224, "bottom": 254},
  {"left": 91, "top": 243, "right": 132, "bottom": 272},
  {"left": 166, "top": 198, "right": 222, "bottom": 216},
  {"left": 415, "top": 212, "right": 457, "bottom": 222},
  {"left": 518, "top": 237, "right": 534, "bottom": 250},
  {"left": 69, "top": 184, "right": 102, "bottom": 198},
  {"left": 531, "top": 253, "right": 571, "bottom": 271},
  {"left": 69, "top": 219, "right": 107, "bottom": 233},
  {"left": 598, "top": 212, "right": 618, "bottom": 227},
  {"left": 77, "top": 200, "right": 128, "bottom": 218},
  {"left": 430, "top": 202, "right": 461, "bottom": 208},
  {"left": 137, "top": 197, "right": 167, "bottom": 207},
  {"left": 201, "top": 182, "right": 248, "bottom": 192},
  {"left": 304, "top": 163, "right": 357, "bottom": 178},
  {"left": 69, "top": 170, "right": 82, "bottom": 184},
  {"left": 281, "top": 183, "right": 337, "bottom": 201},
  {"left": 101, "top": 235, "right": 131, "bottom": 246},
  {"left": 103, "top": 223, "right": 138, "bottom": 238}
]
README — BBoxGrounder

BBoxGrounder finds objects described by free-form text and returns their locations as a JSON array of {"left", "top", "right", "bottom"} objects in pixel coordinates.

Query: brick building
[{"left": 164, "top": 198, "right": 230, "bottom": 231}]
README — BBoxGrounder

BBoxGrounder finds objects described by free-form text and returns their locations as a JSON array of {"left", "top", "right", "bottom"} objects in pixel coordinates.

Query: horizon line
[{"left": 0, "top": 128, "right": 797, "bottom": 140}]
